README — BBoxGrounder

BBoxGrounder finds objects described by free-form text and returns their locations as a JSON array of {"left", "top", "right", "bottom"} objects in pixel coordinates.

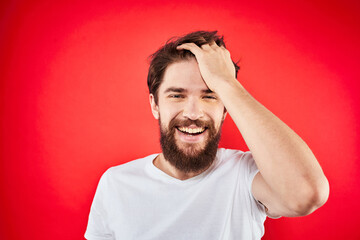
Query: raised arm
[{"left": 177, "top": 41, "right": 329, "bottom": 217}]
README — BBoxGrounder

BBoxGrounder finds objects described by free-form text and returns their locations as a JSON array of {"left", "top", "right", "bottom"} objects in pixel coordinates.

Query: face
[{"left": 150, "top": 58, "right": 227, "bottom": 172}]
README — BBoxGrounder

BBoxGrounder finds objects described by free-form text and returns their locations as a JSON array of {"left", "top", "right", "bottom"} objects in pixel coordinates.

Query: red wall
[{"left": 1, "top": 0, "right": 359, "bottom": 239}]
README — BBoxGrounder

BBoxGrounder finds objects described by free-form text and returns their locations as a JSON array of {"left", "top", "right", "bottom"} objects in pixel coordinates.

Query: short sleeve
[
  {"left": 85, "top": 172, "right": 115, "bottom": 240},
  {"left": 242, "top": 152, "right": 267, "bottom": 223}
]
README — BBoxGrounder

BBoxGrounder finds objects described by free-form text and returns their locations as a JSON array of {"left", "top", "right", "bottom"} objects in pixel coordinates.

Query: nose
[{"left": 182, "top": 97, "right": 204, "bottom": 120}]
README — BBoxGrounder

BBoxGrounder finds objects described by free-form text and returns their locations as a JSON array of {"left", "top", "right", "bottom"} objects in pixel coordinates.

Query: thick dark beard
[{"left": 159, "top": 117, "right": 222, "bottom": 174}]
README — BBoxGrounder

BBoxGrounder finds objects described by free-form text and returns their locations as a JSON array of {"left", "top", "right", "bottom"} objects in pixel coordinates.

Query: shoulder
[
  {"left": 101, "top": 153, "right": 158, "bottom": 183},
  {"left": 217, "top": 148, "right": 252, "bottom": 164},
  {"left": 216, "top": 148, "right": 258, "bottom": 174}
]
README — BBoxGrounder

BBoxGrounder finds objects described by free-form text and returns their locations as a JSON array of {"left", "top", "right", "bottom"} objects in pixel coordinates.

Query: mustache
[{"left": 169, "top": 118, "right": 211, "bottom": 129}]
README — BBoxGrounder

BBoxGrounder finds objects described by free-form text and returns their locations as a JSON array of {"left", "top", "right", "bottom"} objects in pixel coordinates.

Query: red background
[{"left": 1, "top": 0, "right": 359, "bottom": 239}]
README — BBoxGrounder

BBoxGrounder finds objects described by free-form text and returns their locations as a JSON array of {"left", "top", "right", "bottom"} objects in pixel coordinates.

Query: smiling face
[{"left": 150, "top": 57, "right": 226, "bottom": 173}]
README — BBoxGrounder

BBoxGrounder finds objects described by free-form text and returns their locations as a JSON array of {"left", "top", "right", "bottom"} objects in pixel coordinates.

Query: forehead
[{"left": 159, "top": 58, "right": 209, "bottom": 92}]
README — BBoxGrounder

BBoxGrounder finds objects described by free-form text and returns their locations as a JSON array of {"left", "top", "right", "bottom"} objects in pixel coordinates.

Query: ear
[
  {"left": 149, "top": 94, "right": 160, "bottom": 120},
  {"left": 222, "top": 107, "right": 227, "bottom": 121}
]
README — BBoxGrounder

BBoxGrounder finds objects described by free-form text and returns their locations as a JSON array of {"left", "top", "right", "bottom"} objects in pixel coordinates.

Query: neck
[{"left": 153, "top": 153, "right": 208, "bottom": 180}]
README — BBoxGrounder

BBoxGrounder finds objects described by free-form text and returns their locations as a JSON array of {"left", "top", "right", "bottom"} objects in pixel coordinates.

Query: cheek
[
  {"left": 158, "top": 109, "right": 178, "bottom": 129},
  {"left": 211, "top": 108, "right": 226, "bottom": 128},
  {"left": 158, "top": 101, "right": 182, "bottom": 119},
  {"left": 159, "top": 109, "right": 175, "bottom": 121}
]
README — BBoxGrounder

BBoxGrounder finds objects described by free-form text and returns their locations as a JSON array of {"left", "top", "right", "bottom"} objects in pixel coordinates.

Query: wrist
[{"left": 215, "top": 77, "right": 246, "bottom": 97}]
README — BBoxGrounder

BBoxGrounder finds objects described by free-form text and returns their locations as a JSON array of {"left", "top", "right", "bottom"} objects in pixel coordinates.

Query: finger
[
  {"left": 200, "top": 43, "right": 213, "bottom": 51},
  {"left": 201, "top": 40, "right": 220, "bottom": 51},
  {"left": 209, "top": 40, "right": 219, "bottom": 49},
  {"left": 221, "top": 46, "right": 231, "bottom": 56},
  {"left": 197, "top": 37, "right": 217, "bottom": 51},
  {"left": 216, "top": 45, "right": 230, "bottom": 56},
  {"left": 176, "top": 43, "right": 203, "bottom": 56}
]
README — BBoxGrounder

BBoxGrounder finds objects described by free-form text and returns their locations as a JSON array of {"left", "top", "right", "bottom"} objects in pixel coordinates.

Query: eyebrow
[
  {"left": 164, "top": 87, "right": 186, "bottom": 93},
  {"left": 164, "top": 87, "right": 214, "bottom": 94},
  {"left": 202, "top": 89, "right": 214, "bottom": 94}
]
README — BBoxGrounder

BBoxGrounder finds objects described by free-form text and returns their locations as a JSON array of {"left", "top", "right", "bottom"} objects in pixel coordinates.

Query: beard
[{"left": 159, "top": 117, "right": 223, "bottom": 174}]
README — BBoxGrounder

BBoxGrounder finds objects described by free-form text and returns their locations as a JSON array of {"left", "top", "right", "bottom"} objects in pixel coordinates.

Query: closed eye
[{"left": 203, "top": 95, "right": 217, "bottom": 100}]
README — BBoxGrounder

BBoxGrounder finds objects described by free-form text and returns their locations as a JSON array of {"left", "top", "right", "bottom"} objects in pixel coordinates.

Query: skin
[
  {"left": 150, "top": 58, "right": 226, "bottom": 180},
  {"left": 150, "top": 41, "right": 330, "bottom": 217}
]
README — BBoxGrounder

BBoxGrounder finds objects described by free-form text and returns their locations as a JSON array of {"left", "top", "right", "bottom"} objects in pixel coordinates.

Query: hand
[{"left": 176, "top": 41, "right": 237, "bottom": 91}]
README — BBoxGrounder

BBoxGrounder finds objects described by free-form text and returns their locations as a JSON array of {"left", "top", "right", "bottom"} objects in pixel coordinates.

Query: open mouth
[{"left": 176, "top": 126, "right": 207, "bottom": 135}]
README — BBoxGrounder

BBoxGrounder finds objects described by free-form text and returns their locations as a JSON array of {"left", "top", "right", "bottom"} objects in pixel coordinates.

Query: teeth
[{"left": 178, "top": 127, "right": 205, "bottom": 134}]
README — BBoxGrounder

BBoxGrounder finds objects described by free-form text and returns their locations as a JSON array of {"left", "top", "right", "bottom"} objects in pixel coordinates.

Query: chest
[{"left": 104, "top": 170, "right": 252, "bottom": 239}]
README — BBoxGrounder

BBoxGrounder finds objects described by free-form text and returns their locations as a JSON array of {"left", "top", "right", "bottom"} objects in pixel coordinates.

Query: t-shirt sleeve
[
  {"left": 242, "top": 151, "right": 267, "bottom": 223},
  {"left": 84, "top": 171, "right": 115, "bottom": 240}
]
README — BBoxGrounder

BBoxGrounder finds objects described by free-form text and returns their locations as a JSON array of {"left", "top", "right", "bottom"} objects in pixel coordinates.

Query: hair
[{"left": 147, "top": 30, "right": 240, "bottom": 104}]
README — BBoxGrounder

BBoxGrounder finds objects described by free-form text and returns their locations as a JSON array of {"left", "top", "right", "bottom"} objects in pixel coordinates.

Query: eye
[
  {"left": 203, "top": 95, "right": 217, "bottom": 100},
  {"left": 169, "top": 94, "right": 184, "bottom": 99}
]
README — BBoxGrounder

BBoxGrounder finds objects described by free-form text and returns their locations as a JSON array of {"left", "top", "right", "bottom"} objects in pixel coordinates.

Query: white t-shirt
[{"left": 85, "top": 148, "right": 267, "bottom": 240}]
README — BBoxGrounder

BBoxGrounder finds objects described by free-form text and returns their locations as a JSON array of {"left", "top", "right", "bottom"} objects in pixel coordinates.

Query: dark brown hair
[{"left": 147, "top": 30, "right": 240, "bottom": 104}]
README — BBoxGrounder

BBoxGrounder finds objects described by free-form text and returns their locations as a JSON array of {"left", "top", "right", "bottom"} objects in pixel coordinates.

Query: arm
[{"left": 177, "top": 42, "right": 329, "bottom": 217}]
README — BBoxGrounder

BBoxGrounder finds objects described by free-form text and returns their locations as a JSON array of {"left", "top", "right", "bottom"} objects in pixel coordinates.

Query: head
[
  {"left": 147, "top": 31, "right": 238, "bottom": 173},
  {"left": 147, "top": 30, "right": 240, "bottom": 105}
]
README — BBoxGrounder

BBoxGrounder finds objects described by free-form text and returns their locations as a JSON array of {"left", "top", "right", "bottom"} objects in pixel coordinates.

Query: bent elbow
[{"left": 290, "top": 177, "right": 330, "bottom": 216}]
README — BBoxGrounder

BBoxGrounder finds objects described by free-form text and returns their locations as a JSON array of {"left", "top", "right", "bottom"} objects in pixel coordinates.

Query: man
[{"left": 85, "top": 31, "right": 329, "bottom": 239}]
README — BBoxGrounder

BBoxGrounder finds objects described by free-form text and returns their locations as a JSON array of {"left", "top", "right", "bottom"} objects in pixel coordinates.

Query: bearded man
[{"left": 85, "top": 31, "right": 329, "bottom": 240}]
